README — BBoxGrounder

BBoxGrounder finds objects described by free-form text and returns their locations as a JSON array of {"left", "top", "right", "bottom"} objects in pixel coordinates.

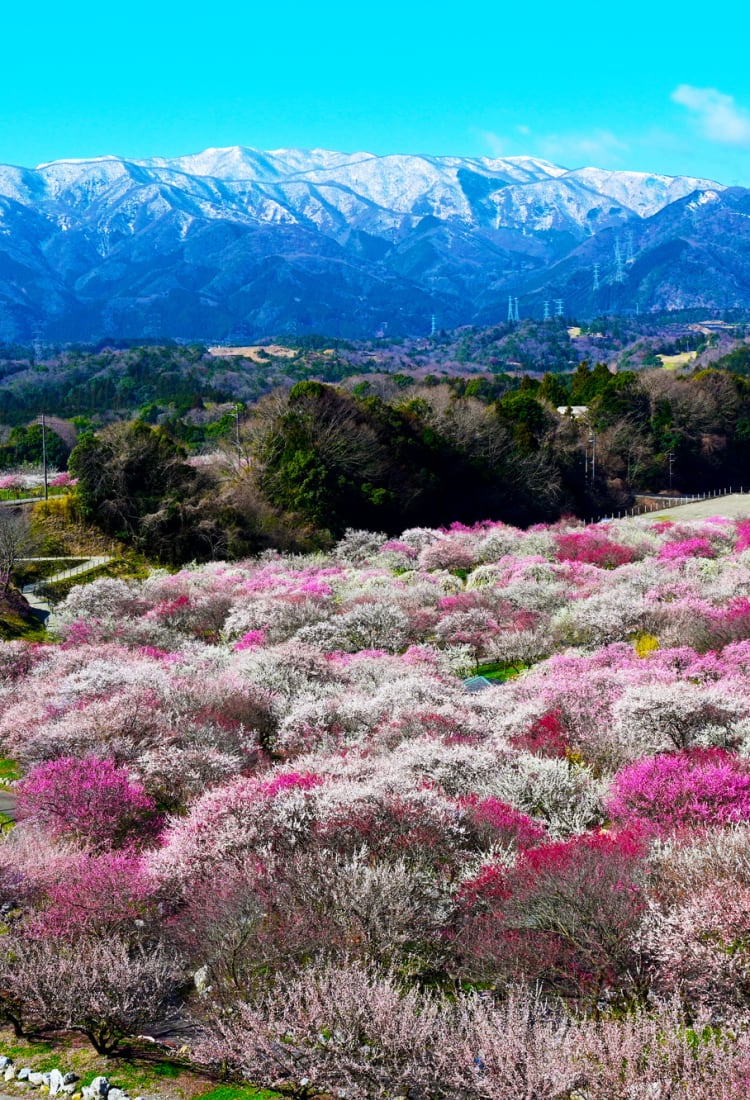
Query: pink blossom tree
[
  {"left": 15, "top": 757, "right": 161, "bottom": 850},
  {"left": 607, "top": 748, "right": 750, "bottom": 832}
]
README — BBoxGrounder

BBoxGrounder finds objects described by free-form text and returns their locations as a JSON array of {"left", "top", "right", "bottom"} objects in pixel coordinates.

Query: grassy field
[
  {"left": 634, "top": 493, "right": 750, "bottom": 522},
  {"left": 0, "top": 1031, "right": 282, "bottom": 1100}
]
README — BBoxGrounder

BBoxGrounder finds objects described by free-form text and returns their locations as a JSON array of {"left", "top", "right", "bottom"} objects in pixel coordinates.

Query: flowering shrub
[
  {"left": 607, "top": 748, "right": 750, "bottom": 831},
  {"left": 556, "top": 528, "right": 637, "bottom": 568},
  {"left": 456, "top": 830, "right": 647, "bottom": 1006},
  {"left": 659, "top": 536, "right": 715, "bottom": 561},
  {"left": 15, "top": 757, "right": 161, "bottom": 850}
]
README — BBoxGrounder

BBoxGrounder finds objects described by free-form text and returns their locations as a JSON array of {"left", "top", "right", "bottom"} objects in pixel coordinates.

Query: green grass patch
[
  {"left": 196, "top": 1086, "right": 283, "bottom": 1100},
  {"left": 0, "top": 486, "right": 68, "bottom": 502},
  {"left": 0, "top": 757, "right": 20, "bottom": 782},
  {"left": 0, "top": 1030, "right": 220, "bottom": 1100},
  {"left": 475, "top": 660, "right": 530, "bottom": 682},
  {"left": 0, "top": 609, "right": 48, "bottom": 643},
  {"left": 0, "top": 1036, "right": 54, "bottom": 1061},
  {"left": 151, "top": 1062, "right": 182, "bottom": 1079}
]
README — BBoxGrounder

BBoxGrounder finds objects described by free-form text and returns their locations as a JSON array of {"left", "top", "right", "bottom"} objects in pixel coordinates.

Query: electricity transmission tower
[{"left": 614, "top": 237, "right": 625, "bottom": 283}]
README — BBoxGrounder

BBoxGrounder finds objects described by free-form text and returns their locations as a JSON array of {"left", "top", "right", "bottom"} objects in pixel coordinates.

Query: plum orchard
[{"left": 4, "top": 515, "right": 750, "bottom": 1094}]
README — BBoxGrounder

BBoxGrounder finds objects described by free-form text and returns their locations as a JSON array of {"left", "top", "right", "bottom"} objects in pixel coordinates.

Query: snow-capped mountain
[{"left": 0, "top": 146, "right": 740, "bottom": 341}]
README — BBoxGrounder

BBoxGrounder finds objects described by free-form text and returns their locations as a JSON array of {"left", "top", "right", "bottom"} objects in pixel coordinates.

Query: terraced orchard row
[{"left": 5, "top": 516, "right": 750, "bottom": 1097}]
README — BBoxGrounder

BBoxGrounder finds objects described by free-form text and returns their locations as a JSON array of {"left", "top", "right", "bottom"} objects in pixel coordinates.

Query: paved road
[
  {"left": 634, "top": 493, "right": 750, "bottom": 523},
  {"left": 0, "top": 789, "right": 16, "bottom": 821}
]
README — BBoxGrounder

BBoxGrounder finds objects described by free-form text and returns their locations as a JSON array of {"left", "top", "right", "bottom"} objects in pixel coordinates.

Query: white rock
[
  {"left": 49, "top": 1069, "right": 65, "bottom": 1096},
  {"left": 193, "top": 964, "right": 210, "bottom": 994}
]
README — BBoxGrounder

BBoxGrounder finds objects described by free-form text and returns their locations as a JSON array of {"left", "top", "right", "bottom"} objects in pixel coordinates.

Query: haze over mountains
[{"left": 0, "top": 146, "right": 746, "bottom": 342}]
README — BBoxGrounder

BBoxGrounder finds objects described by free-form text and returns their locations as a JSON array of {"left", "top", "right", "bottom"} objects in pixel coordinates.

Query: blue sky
[{"left": 4, "top": 0, "right": 750, "bottom": 184}]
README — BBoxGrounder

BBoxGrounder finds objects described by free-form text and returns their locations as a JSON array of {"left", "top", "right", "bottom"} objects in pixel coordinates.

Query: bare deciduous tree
[{"left": 0, "top": 510, "right": 29, "bottom": 595}]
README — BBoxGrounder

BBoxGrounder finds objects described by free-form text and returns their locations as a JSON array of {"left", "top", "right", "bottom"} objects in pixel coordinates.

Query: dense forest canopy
[{"left": 3, "top": 315, "right": 750, "bottom": 559}]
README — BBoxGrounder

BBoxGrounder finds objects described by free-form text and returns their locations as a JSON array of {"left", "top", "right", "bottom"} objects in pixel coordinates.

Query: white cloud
[
  {"left": 535, "top": 129, "right": 628, "bottom": 166},
  {"left": 479, "top": 130, "right": 506, "bottom": 156},
  {"left": 478, "top": 127, "right": 627, "bottom": 167},
  {"left": 672, "top": 85, "right": 750, "bottom": 145}
]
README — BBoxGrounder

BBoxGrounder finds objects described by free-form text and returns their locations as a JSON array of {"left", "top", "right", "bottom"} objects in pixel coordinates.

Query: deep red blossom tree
[
  {"left": 456, "top": 831, "right": 648, "bottom": 1010},
  {"left": 555, "top": 529, "right": 636, "bottom": 568}
]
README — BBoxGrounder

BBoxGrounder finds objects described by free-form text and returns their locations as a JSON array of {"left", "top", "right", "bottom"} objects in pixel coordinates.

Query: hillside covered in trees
[{"left": 52, "top": 359, "right": 750, "bottom": 562}]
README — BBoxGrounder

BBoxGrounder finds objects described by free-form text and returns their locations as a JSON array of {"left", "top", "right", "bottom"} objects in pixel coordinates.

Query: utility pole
[
  {"left": 543, "top": 300, "right": 550, "bottom": 321},
  {"left": 41, "top": 412, "right": 48, "bottom": 500},
  {"left": 668, "top": 451, "right": 674, "bottom": 490},
  {"left": 234, "top": 403, "right": 243, "bottom": 467},
  {"left": 593, "top": 263, "right": 600, "bottom": 292}
]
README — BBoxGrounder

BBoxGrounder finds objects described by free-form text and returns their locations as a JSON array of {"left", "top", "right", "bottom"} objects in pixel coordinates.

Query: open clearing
[
  {"left": 206, "top": 345, "right": 298, "bottom": 361},
  {"left": 657, "top": 350, "right": 698, "bottom": 369}
]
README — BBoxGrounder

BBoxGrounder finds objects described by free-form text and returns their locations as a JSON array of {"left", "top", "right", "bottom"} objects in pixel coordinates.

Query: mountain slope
[{"left": 0, "top": 146, "right": 736, "bottom": 341}]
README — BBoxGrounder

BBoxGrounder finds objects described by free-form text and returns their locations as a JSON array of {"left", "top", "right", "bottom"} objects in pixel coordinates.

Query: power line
[{"left": 626, "top": 230, "right": 635, "bottom": 263}]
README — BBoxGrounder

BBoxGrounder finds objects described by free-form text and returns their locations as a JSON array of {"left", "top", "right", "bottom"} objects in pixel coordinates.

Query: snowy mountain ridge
[
  {"left": 0, "top": 145, "right": 721, "bottom": 233},
  {"left": 0, "top": 145, "right": 743, "bottom": 343}
]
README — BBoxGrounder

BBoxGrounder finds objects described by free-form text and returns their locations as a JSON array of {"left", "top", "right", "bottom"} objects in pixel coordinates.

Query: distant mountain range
[{"left": 0, "top": 146, "right": 746, "bottom": 342}]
